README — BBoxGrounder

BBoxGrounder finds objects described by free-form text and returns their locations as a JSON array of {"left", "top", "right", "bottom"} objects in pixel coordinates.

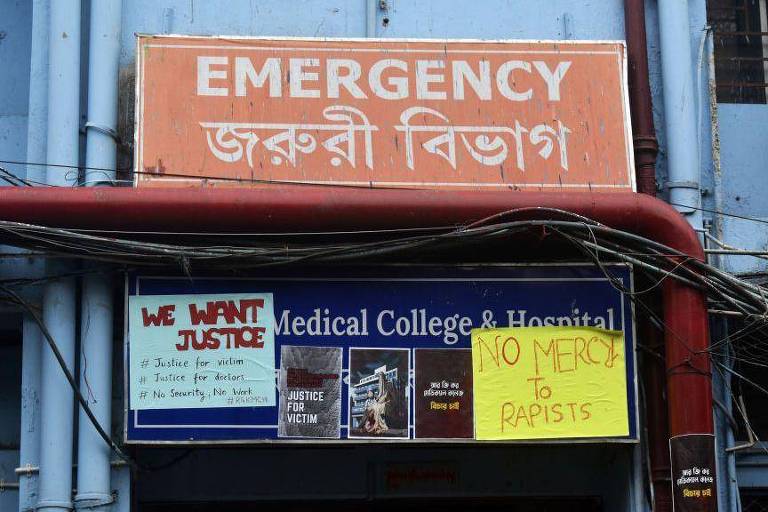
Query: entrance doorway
[{"left": 141, "top": 497, "right": 602, "bottom": 512}]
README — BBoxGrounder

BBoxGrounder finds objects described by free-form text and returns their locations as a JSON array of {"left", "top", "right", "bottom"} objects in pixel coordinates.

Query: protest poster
[
  {"left": 348, "top": 348, "right": 410, "bottom": 439},
  {"left": 472, "top": 326, "right": 629, "bottom": 440},
  {"left": 670, "top": 434, "right": 718, "bottom": 512},
  {"left": 278, "top": 345, "right": 342, "bottom": 439},
  {"left": 128, "top": 293, "right": 276, "bottom": 410},
  {"left": 414, "top": 349, "right": 474, "bottom": 439}
]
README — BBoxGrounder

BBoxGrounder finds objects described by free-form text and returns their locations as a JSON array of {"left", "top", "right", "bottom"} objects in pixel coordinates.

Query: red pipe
[
  {"left": 0, "top": 186, "right": 713, "bottom": 437},
  {"left": 625, "top": 2, "right": 676, "bottom": 508},
  {"left": 624, "top": 0, "right": 659, "bottom": 197},
  {"left": 0, "top": 187, "right": 712, "bottom": 246},
  {"left": 624, "top": 2, "right": 671, "bottom": 508},
  {"left": 642, "top": 318, "right": 673, "bottom": 512}
]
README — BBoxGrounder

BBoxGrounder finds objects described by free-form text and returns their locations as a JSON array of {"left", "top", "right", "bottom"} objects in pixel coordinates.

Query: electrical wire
[
  {"left": 0, "top": 280, "right": 205, "bottom": 472},
  {"left": 670, "top": 202, "right": 768, "bottom": 227},
  {"left": 0, "top": 160, "right": 414, "bottom": 190},
  {"left": 1, "top": 212, "right": 765, "bottom": 354},
  {"left": 4, "top": 156, "right": 768, "bottom": 231},
  {"left": 0, "top": 283, "right": 137, "bottom": 469},
  {"left": 2, "top": 205, "right": 768, "bottom": 458},
  {"left": 4, "top": 110, "right": 768, "bottom": 470}
]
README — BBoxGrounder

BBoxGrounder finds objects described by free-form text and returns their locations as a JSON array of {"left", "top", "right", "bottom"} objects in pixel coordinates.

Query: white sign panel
[{"left": 128, "top": 293, "right": 276, "bottom": 410}]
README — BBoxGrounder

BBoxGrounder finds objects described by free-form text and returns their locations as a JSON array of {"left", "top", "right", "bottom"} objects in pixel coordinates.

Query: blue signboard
[{"left": 125, "top": 264, "right": 637, "bottom": 443}]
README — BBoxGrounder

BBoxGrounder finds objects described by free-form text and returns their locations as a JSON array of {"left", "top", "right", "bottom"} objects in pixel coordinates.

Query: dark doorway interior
[{"left": 141, "top": 497, "right": 602, "bottom": 512}]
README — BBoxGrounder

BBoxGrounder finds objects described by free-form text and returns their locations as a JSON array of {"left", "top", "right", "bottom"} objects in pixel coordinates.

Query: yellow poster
[{"left": 471, "top": 327, "right": 629, "bottom": 441}]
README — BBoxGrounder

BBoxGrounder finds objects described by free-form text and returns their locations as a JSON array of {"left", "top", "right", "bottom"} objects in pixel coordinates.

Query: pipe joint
[
  {"left": 667, "top": 181, "right": 702, "bottom": 215},
  {"left": 83, "top": 122, "right": 120, "bottom": 144},
  {"left": 36, "top": 499, "right": 73, "bottom": 511},
  {"left": 73, "top": 492, "right": 114, "bottom": 510},
  {"left": 633, "top": 135, "right": 659, "bottom": 155},
  {"left": 633, "top": 134, "right": 659, "bottom": 148}
]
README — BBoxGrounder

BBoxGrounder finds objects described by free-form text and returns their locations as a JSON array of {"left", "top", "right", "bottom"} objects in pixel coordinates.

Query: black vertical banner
[
  {"left": 670, "top": 434, "right": 718, "bottom": 512},
  {"left": 414, "top": 349, "right": 474, "bottom": 439},
  {"left": 278, "top": 345, "right": 342, "bottom": 439}
]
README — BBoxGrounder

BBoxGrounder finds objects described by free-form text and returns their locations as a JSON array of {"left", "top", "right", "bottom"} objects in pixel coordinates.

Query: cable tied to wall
[{"left": 1, "top": 207, "right": 768, "bottom": 462}]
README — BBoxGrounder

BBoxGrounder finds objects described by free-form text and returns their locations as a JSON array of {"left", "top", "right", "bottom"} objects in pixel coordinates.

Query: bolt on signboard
[
  {"left": 134, "top": 36, "right": 634, "bottom": 191},
  {"left": 124, "top": 264, "right": 637, "bottom": 444}
]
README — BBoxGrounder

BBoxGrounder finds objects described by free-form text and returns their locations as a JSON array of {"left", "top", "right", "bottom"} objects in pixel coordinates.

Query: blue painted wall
[
  {"left": 0, "top": 0, "right": 32, "bottom": 180},
  {"left": 717, "top": 104, "right": 768, "bottom": 491},
  {"left": 717, "top": 104, "right": 768, "bottom": 275},
  {"left": 0, "top": 1, "right": 31, "bottom": 509}
]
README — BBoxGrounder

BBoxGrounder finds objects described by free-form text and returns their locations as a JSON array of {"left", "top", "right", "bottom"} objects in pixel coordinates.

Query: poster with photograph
[
  {"left": 414, "top": 349, "right": 474, "bottom": 439},
  {"left": 278, "top": 345, "right": 342, "bottom": 439},
  {"left": 348, "top": 348, "right": 410, "bottom": 439}
]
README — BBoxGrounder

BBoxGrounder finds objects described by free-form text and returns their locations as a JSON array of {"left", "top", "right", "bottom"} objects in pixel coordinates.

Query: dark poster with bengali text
[
  {"left": 414, "top": 349, "right": 474, "bottom": 439},
  {"left": 278, "top": 345, "right": 342, "bottom": 438},
  {"left": 670, "top": 434, "right": 718, "bottom": 512}
]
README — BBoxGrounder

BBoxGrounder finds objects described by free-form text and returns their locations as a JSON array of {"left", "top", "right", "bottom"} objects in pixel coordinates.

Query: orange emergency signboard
[{"left": 134, "top": 36, "right": 635, "bottom": 191}]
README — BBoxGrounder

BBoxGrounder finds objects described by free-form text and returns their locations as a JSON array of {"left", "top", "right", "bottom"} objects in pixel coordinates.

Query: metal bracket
[
  {"left": 74, "top": 492, "right": 116, "bottom": 510},
  {"left": 14, "top": 464, "right": 39, "bottom": 476},
  {"left": 666, "top": 180, "right": 700, "bottom": 190},
  {"left": 725, "top": 395, "right": 757, "bottom": 453},
  {"left": 84, "top": 122, "right": 120, "bottom": 144},
  {"left": 0, "top": 479, "right": 20, "bottom": 492}
]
